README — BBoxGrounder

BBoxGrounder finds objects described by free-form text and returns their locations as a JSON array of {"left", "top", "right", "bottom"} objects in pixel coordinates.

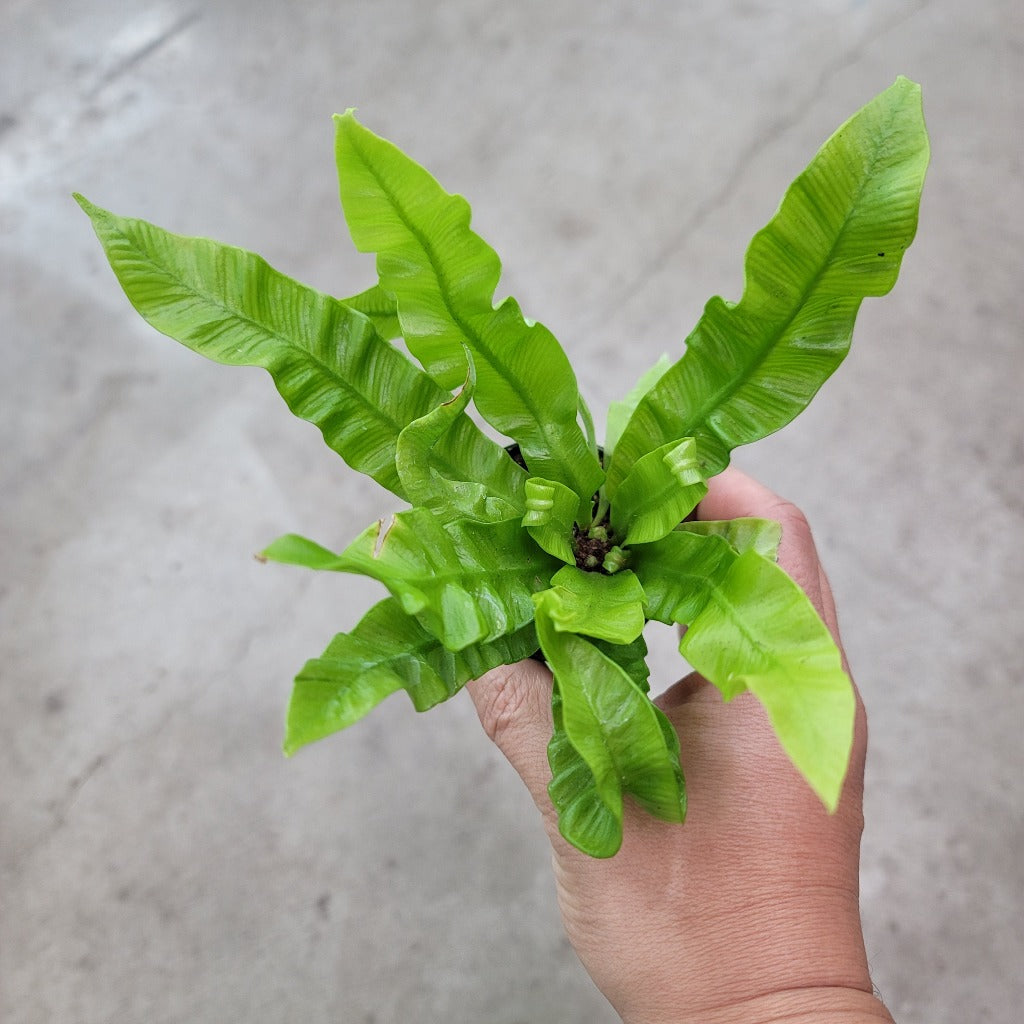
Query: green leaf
[
  {"left": 630, "top": 518, "right": 783, "bottom": 628},
  {"left": 591, "top": 633, "right": 651, "bottom": 693},
  {"left": 630, "top": 529, "right": 739, "bottom": 626},
  {"left": 528, "top": 610, "right": 652, "bottom": 689},
  {"left": 339, "top": 283, "right": 401, "bottom": 339},
  {"left": 267, "top": 509, "right": 558, "bottom": 652},
  {"left": 604, "top": 353, "right": 672, "bottom": 457},
  {"left": 522, "top": 477, "right": 579, "bottom": 565},
  {"left": 260, "top": 533, "right": 342, "bottom": 570},
  {"left": 544, "top": 566, "right": 647, "bottom": 645},
  {"left": 678, "top": 549, "right": 855, "bottom": 811},
  {"left": 674, "top": 517, "right": 782, "bottom": 560},
  {"left": 75, "top": 196, "right": 505, "bottom": 502},
  {"left": 286, "top": 598, "right": 538, "bottom": 754},
  {"left": 610, "top": 437, "right": 708, "bottom": 546},
  {"left": 395, "top": 358, "right": 526, "bottom": 523},
  {"left": 633, "top": 527, "right": 853, "bottom": 809},
  {"left": 334, "top": 112, "right": 603, "bottom": 506},
  {"left": 535, "top": 591, "right": 686, "bottom": 857},
  {"left": 606, "top": 77, "right": 930, "bottom": 493},
  {"left": 547, "top": 689, "right": 622, "bottom": 858}
]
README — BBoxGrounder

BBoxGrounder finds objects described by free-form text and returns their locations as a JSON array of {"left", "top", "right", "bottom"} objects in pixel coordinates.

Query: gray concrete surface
[{"left": 2, "top": 1, "right": 1022, "bottom": 1021}]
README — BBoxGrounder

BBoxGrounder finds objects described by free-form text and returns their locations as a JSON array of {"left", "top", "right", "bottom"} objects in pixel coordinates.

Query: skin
[{"left": 466, "top": 467, "right": 894, "bottom": 1024}]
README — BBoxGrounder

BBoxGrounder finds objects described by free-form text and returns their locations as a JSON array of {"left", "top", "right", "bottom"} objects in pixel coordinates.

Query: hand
[{"left": 467, "top": 468, "right": 893, "bottom": 1024}]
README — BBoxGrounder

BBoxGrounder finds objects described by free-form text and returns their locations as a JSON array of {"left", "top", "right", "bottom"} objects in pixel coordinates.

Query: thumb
[{"left": 465, "top": 660, "right": 556, "bottom": 814}]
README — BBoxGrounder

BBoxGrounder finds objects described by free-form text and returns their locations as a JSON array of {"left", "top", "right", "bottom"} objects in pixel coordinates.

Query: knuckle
[
  {"left": 474, "top": 663, "right": 534, "bottom": 747},
  {"left": 766, "top": 496, "right": 810, "bottom": 532},
  {"left": 765, "top": 497, "right": 815, "bottom": 549}
]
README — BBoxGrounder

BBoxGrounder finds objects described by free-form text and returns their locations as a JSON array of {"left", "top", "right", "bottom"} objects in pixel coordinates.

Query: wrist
[
  {"left": 623, "top": 986, "right": 894, "bottom": 1024},
  {"left": 601, "top": 882, "right": 880, "bottom": 1024}
]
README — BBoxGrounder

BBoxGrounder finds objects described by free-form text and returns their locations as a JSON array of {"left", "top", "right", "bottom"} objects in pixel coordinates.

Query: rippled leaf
[
  {"left": 630, "top": 529, "right": 739, "bottom": 626},
  {"left": 335, "top": 112, "right": 603, "bottom": 506},
  {"left": 674, "top": 517, "right": 782, "bottom": 560},
  {"left": 607, "top": 77, "right": 930, "bottom": 492},
  {"left": 522, "top": 477, "right": 579, "bottom": 564},
  {"left": 610, "top": 437, "right": 708, "bottom": 546},
  {"left": 264, "top": 510, "right": 558, "bottom": 652},
  {"left": 544, "top": 566, "right": 647, "bottom": 645},
  {"left": 76, "top": 196, "right": 503, "bottom": 502},
  {"left": 396, "top": 357, "right": 526, "bottom": 523},
  {"left": 679, "top": 549, "right": 855, "bottom": 810},
  {"left": 535, "top": 591, "right": 686, "bottom": 857},
  {"left": 286, "top": 598, "right": 538, "bottom": 754}
]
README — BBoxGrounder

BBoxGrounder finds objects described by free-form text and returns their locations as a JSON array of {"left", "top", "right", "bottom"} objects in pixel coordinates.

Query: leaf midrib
[
  {"left": 123, "top": 224, "right": 411, "bottom": 433},
  {"left": 360, "top": 540, "right": 551, "bottom": 589},
  {"left": 346, "top": 128, "right": 575, "bottom": 459},
  {"left": 670, "top": 109, "right": 896, "bottom": 447},
  {"left": 117, "top": 219, "right": 490, "bottom": 488},
  {"left": 565, "top": 641, "right": 675, "bottom": 798}
]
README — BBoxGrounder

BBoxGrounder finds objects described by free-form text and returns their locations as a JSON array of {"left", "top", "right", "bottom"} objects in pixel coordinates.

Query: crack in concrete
[
  {"left": 10, "top": 603, "right": 289, "bottom": 873},
  {"left": 10, "top": 678, "right": 207, "bottom": 870},
  {"left": 594, "top": 0, "right": 933, "bottom": 328},
  {"left": 52, "top": 752, "right": 109, "bottom": 824},
  {"left": 0, "top": 10, "right": 203, "bottom": 192},
  {"left": 85, "top": 10, "right": 202, "bottom": 100}
]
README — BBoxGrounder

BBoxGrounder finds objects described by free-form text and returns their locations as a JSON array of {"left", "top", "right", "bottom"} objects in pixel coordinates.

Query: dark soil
[{"left": 571, "top": 523, "right": 617, "bottom": 573}]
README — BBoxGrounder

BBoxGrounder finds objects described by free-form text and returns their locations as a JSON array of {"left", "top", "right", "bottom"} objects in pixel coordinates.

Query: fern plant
[{"left": 78, "top": 77, "right": 929, "bottom": 857}]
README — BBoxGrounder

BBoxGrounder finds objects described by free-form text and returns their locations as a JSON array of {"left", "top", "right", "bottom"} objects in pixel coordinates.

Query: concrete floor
[{"left": 2, "top": 1, "right": 1022, "bottom": 1021}]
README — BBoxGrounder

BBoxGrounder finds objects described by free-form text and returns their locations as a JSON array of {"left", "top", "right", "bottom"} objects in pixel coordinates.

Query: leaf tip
[
  {"left": 283, "top": 700, "right": 313, "bottom": 758},
  {"left": 892, "top": 73, "right": 921, "bottom": 92},
  {"left": 282, "top": 732, "right": 303, "bottom": 758},
  {"left": 72, "top": 192, "right": 101, "bottom": 220},
  {"left": 333, "top": 108, "right": 359, "bottom": 130},
  {"left": 812, "top": 764, "right": 848, "bottom": 815}
]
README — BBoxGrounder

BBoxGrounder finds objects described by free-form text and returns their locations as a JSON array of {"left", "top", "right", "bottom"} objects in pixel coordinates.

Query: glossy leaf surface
[
  {"left": 679, "top": 549, "right": 855, "bottom": 810},
  {"left": 630, "top": 529, "right": 740, "bottom": 626},
  {"left": 286, "top": 598, "right": 538, "bottom": 754},
  {"left": 674, "top": 517, "right": 782, "bottom": 560},
  {"left": 536, "top": 592, "right": 686, "bottom": 857},
  {"left": 591, "top": 633, "right": 651, "bottom": 693},
  {"left": 334, "top": 112, "right": 603, "bottom": 504},
  {"left": 547, "top": 689, "right": 622, "bottom": 859},
  {"left": 522, "top": 477, "right": 579, "bottom": 565},
  {"left": 266, "top": 510, "right": 558, "bottom": 652},
  {"left": 395, "top": 361, "right": 526, "bottom": 523},
  {"left": 76, "top": 196, "right": 502, "bottom": 502},
  {"left": 606, "top": 77, "right": 930, "bottom": 492},
  {"left": 80, "top": 81, "right": 930, "bottom": 852},
  {"left": 545, "top": 566, "right": 647, "bottom": 644},
  {"left": 610, "top": 437, "right": 708, "bottom": 546},
  {"left": 339, "top": 283, "right": 401, "bottom": 340}
]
